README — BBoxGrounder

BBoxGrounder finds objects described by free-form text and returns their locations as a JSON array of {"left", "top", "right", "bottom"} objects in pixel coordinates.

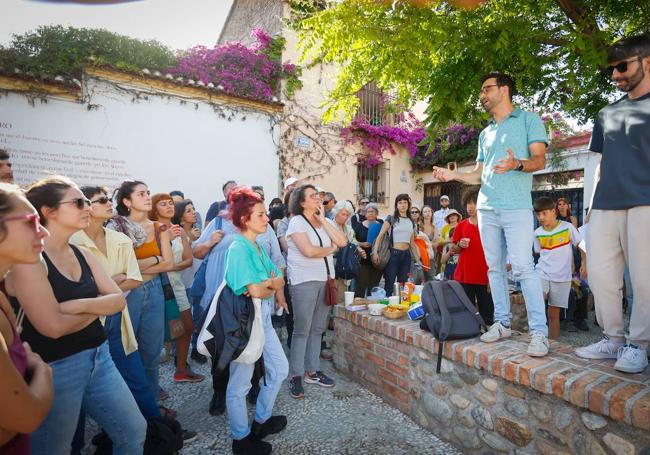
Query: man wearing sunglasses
[{"left": 575, "top": 34, "right": 650, "bottom": 374}]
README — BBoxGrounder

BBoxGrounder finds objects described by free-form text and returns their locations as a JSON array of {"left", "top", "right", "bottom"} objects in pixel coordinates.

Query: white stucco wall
[{"left": 0, "top": 76, "right": 280, "bottom": 218}]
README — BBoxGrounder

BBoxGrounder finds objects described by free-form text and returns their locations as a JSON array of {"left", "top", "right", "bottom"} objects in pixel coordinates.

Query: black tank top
[{"left": 10, "top": 245, "right": 106, "bottom": 363}]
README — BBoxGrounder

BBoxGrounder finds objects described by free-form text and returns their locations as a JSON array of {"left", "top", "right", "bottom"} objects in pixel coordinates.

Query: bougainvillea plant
[
  {"left": 167, "top": 28, "right": 302, "bottom": 102},
  {"left": 341, "top": 111, "right": 426, "bottom": 167}
]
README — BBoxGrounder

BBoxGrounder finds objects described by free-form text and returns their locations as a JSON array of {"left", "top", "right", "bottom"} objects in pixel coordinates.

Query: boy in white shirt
[{"left": 533, "top": 197, "right": 583, "bottom": 339}]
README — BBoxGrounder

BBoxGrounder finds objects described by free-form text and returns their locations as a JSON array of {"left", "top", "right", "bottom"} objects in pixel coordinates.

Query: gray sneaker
[
  {"left": 614, "top": 344, "right": 648, "bottom": 374},
  {"left": 527, "top": 332, "right": 549, "bottom": 357},
  {"left": 480, "top": 321, "right": 512, "bottom": 343},
  {"left": 575, "top": 336, "right": 624, "bottom": 360}
]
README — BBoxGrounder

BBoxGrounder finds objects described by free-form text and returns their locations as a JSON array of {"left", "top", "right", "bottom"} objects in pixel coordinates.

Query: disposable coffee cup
[
  {"left": 344, "top": 291, "right": 355, "bottom": 306},
  {"left": 388, "top": 296, "right": 400, "bottom": 306}
]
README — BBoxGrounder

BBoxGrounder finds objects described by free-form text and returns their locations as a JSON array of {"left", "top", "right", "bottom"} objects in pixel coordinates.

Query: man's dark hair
[
  {"left": 533, "top": 196, "right": 556, "bottom": 212},
  {"left": 169, "top": 190, "right": 184, "bottom": 198},
  {"left": 251, "top": 185, "right": 264, "bottom": 193},
  {"left": 0, "top": 150, "right": 9, "bottom": 161},
  {"left": 222, "top": 180, "right": 236, "bottom": 192},
  {"left": 607, "top": 34, "right": 650, "bottom": 63},
  {"left": 461, "top": 187, "right": 480, "bottom": 208},
  {"left": 480, "top": 72, "right": 517, "bottom": 101}
]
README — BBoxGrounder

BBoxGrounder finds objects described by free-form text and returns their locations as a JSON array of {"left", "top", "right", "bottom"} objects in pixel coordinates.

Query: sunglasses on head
[
  {"left": 0, "top": 213, "right": 42, "bottom": 233},
  {"left": 606, "top": 57, "right": 640, "bottom": 76},
  {"left": 91, "top": 196, "right": 111, "bottom": 205},
  {"left": 60, "top": 198, "right": 91, "bottom": 209}
]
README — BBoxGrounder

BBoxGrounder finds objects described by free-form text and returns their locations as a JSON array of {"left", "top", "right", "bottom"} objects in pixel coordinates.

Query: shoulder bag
[{"left": 301, "top": 214, "right": 337, "bottom": 306}]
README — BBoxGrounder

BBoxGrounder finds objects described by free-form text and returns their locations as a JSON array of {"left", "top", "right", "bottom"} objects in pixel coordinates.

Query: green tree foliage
[
  {"left": 0, "top": 25, "right": 176, "bottom": 78},
  {"left": 292, "top": 0, "right": 650, "bottom": 136}
]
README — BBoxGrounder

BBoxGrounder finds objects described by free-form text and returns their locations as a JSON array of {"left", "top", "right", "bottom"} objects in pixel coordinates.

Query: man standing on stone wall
[
  {"left": 575, "top": 34, "right": 650, "bottom": 374},
  {"left": 433, "top": 72, "right": 550, "bottom": 357}
]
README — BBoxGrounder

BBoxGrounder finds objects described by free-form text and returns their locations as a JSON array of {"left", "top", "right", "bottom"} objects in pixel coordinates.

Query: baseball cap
[
  {"left": 284, "top": 177, "right": 298, "bottom": 189},
  {"left": 440, "top": 195, "right": 450, "bottom": 201}
]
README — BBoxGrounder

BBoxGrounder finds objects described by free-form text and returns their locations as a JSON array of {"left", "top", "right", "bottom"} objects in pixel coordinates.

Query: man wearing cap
[
  {"left": 433, "top": 72, "right": 550, "bottom": 357},
  {"left": 284, "top": 177, "right": 300, "bottom": 194},
  {"left": 433, "top": 195, "right": 451, "bottom": 231}
]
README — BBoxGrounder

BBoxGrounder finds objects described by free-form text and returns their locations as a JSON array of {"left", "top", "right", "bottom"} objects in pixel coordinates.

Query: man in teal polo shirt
[{"left": 433, "top": 72, "right": 550, "bottom": 357}]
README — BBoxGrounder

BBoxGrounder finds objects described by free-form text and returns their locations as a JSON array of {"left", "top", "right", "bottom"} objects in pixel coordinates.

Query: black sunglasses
[
  {"left": 606, "top": 57, "right": 640, "bottom": 76},
  {"left": 410, "top": 210, "right": 420, "bottom": 214},
  {"left": 323, "top": 199, "right": 333, "bottom": 204},
  {"left": 91, "top": 196, "right": 111, "bottom": 205},
  {"left": 60, "top": 197, "right": 91, "bottom": 209}
]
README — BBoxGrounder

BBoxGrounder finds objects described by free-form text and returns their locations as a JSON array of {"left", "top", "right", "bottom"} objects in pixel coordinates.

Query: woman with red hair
[{"left": 220, "top": 186, "right": 289, "bottom": 455}]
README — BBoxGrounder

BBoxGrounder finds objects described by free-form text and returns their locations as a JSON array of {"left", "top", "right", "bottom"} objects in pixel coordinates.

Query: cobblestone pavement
[
  {"left": 83, "top": 339, "right": 462, "bottom": 454},
  {"left": 161, "top": 352, "right": 462, "bottom": 454}
]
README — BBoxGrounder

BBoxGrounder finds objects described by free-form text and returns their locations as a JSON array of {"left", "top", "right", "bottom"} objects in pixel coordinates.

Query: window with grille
[
  {"left": 356, "top": 81, "right": 396, "bottom": 126},
  {"left": 357, "top": 160, "right": 390, "bottom": 205}
]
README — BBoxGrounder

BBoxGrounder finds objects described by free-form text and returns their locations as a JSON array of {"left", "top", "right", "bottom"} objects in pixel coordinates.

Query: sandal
[{"left": 159, "top": 405, "right": 177, "bottom": 419}]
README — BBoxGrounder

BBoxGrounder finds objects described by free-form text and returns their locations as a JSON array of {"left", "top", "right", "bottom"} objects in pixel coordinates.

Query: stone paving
[
  {"left": 160, "top": 353, "right": 462, "bottom": 454},
  {"left": 83, "top": 338, "right": 462, "bottom": 454}
]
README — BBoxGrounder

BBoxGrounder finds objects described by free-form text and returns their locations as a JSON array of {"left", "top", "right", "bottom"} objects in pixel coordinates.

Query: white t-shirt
[
  {"left": 533, "top": 220, "right": 581, "bottom": 282},
  {"left": 286, "top": 215, "right": 335, "bottom": 285}
]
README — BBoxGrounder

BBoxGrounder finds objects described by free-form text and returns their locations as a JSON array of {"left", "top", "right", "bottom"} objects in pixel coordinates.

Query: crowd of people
[{"left": 0, "top": 33, "right": 648, "bottom": 455}]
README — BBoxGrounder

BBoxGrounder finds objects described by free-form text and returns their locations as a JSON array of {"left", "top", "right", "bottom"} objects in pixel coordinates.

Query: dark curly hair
[{"left": 113, "top": 180, "right": 147, "bottom": 216}]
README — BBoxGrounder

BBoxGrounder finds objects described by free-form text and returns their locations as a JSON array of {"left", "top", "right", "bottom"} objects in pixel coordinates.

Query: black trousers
[
  {"left": 355, "top": 263, "right": 383, "bottom": 298},
  {"left": 461, "top": 283, "right": 494, "bottom": 326}
]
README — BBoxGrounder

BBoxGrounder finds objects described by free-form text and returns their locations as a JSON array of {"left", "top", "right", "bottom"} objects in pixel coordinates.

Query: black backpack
[
  {"left": 419, "top": 280, "right": 486, "bottom": 373},
  {"left": 334, "top": 243, "right": 360, "bottom": 279},
  {"left": 92, "top": 417, "right": 184, "bottom": 455}
]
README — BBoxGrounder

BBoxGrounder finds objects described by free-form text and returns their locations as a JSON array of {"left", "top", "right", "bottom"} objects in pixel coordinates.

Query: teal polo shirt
[
  {"left": 476, "top": 108, "right": 548, "bottom": 210},
  {"left": 225, "top": 234, "right": 282, "bottom": 296}
]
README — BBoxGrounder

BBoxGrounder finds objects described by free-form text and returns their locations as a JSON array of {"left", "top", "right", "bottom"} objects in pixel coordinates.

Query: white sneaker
[
  {"left": 614, "top": 344, "right": 649, "bottom": 374},
  {"left": 480, "top": 321, "right": 512, "bottom": 343},
  {"left": 527, "top": 332, "right": 549, "bottom": 357},
  {"left": 575, "top": 336, "right": 624, "bottom": 360}
]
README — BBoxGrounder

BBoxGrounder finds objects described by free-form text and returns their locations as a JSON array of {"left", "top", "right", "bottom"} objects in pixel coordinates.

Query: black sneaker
[
  {"left": 289, "top": 375, "right": 304, "bottom": 399},
  {"left": 574, "top": 319, "right": 590, "bottom": 332},
  {"left": 182, "top": 429, "right": 198, "bottom": 443},
  {"left": 190, "top": 348, "right": 208, "bottom": 364},
  {"left": 232, "top": 434, "right": 272, "bottom": 455},
  {"left": 251, "top": 415, "right": 287, "bottom": 440},
  {"left": 304, "top": 371, "right": 335, "bottom": 388},
  {"left": 248, "top": 383, "right": 260, "bottom": 405},
  {"left": 209, "top": 393, "right": 226, "bottom": 416}
]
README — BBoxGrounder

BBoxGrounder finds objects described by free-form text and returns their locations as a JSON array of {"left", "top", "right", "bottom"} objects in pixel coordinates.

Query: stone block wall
[{"left": 333, "top": 306, "right": 650, "bottom": 454}]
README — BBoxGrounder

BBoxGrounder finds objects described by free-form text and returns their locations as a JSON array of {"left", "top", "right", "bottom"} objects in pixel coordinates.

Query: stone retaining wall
[{"left": 332, "top": 306, "right": 650, "bottom": 454}]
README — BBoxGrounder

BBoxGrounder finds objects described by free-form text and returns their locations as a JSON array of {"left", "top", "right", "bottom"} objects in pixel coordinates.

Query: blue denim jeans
[
  {"left": 384, "top": 248, "right": 412, "bottom": 296},
  {"left": 32, "top": 343, "right": 146, "bottom": 455},
  {"left": 478, "top": 209, "right": 548, "bottom": 336},
  {"left": 71, "top": 312, "right": 160, "bottom": 454},
  {"left": 191, "top": 289, "right": 205, "bottom": 349},
  {"left": 127, "top": 275, "right": 165, "bottom": 399},
  {"left": 104, "top": 312, "right": 161, "bottom": 418},
  {"left": 226, "top": 300, "right": 289, "bottom": 440}
]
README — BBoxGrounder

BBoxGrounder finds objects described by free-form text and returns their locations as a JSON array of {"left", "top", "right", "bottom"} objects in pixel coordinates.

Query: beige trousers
[{"left": 588, "top": 207, "right": 650, "bottom": 348}]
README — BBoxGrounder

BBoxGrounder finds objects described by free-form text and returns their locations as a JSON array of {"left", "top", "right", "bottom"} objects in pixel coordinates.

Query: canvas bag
[
  {"left": 197, "top": 281, "right": 265, "bottom": 365},
  {"left": 420, "top": 280, "right": 486, "bottom": 373}
]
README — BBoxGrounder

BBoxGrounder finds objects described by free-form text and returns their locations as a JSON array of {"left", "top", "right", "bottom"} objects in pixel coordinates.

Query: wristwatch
[{"left": 515, "top": 160, "right": 525, "bottom": 172}]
